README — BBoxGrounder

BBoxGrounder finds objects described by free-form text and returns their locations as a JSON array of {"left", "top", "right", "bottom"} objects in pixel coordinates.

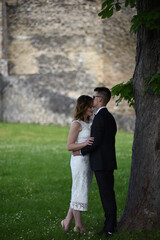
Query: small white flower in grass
[{"left": 48, "top": 209, "right": 52, "bottom": 215}]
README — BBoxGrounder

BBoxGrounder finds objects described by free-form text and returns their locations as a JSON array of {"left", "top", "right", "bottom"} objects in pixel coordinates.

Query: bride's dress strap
[
  {"left": 72, "top": 119, "right": 82, "bottom": 125},
  {"left": 71, "top": 120, "right": 82, "bottom": 128}
]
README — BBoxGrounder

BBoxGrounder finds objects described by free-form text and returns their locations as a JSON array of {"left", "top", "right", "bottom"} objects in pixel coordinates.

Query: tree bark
[{"left": 119, "top": 0, "right": 160, "bottom": 230}]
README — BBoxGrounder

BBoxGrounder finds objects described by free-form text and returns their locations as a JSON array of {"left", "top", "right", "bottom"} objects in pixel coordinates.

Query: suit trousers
[{"left": 95, "top": 170, "right": 117, "bottom": 233}]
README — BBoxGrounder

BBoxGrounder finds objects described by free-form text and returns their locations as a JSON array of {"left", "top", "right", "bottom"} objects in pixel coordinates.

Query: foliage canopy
[
  {"left": 98, "top": 0, "right": 160, "bottom": 107},
  {"left": 98, "top": 0, "right": 160, "bottom": 33}
]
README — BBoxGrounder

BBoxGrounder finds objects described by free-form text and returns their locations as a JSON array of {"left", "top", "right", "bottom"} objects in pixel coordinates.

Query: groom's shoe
[
  {"left": 106, "top": 232, "right": 113, "bottom": 238},
  {"left": 97, "top": 229, "right": 113, "bottom": 238}
]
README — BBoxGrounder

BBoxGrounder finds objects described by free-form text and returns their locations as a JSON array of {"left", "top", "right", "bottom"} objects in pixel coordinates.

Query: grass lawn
[{"left": 0, "top": 122, "right": 159, "bottom": 240}]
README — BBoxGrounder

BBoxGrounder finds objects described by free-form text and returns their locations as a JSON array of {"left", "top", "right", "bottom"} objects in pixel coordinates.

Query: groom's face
[{"left": 93, "top": 91, "right": 101, "bottom": 109}]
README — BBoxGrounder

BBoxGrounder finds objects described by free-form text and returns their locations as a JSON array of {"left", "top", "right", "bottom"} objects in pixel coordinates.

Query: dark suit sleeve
[{"left": 81, "top": 114, "right": 104, "bottom": 155}]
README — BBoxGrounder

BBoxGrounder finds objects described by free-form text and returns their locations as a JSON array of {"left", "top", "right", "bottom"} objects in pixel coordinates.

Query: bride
[{"left": 61, "top": 95, "right": 94, "bottom": 233}]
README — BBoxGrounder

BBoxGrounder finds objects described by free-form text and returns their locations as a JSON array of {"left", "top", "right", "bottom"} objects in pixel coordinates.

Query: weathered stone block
[{"left": 7, "top": 0, "right": 18, "bottom": 6}]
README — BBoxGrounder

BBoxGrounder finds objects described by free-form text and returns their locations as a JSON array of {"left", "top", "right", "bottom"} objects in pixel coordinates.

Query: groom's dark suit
[{"left": 81, "top": 107, "right": 117, "bottom": 233}]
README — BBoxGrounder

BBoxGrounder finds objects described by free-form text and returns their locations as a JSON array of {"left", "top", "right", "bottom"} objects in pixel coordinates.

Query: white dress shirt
[{"left": 95, "top": 106, "right": 106, "bottom": 115}]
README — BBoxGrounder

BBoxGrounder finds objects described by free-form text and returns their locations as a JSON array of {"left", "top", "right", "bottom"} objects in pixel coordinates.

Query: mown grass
[{"left": 0, "top": 122, "right": 159, "bottom": 240}]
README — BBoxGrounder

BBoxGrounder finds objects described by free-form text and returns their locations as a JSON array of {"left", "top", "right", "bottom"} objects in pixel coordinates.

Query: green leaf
[
  {"left": 99, "top": 0, "right": 136, "bottom": 19},
  {"left": 125, "top": 0, "right": 136, "bottom": 8},
  {"left": 111, "top": 78, "right": 135, "bottom": 108},
  {"left": 129, "top": 0, "right": 136, "bottom": 8},
  {"left": 125, "top": 0, "right": 129, "bottom": 7},
  {"left": 145, "top": 72, "right": 160, "bottom": 95},
  {"left": 130, "top": 8, "right": 160, "bottom": 33},
  {"left": 115, "top": 3, "right": 121, "bottom": 12},
  {"left": 102, "top": 1, "right": 108, "bottom": 9},
  {"left": 99, "top": 5, "right": 114, "bottom": 18},
  {"left": 101, "top": 0, "right": 114, "bottom": 10},
  {"left": 106, "top": 7, "right": 114, "bottom": 18},
  {"left": 98, "top": 0, "right": 114, "bottom": 18}
]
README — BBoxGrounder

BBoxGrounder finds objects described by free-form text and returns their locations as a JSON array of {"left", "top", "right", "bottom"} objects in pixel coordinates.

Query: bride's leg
[
  {"left": 72, "top": 209, "right": 86, "bottom": 233},
  {"left": 62, "top": 207, "right": 73, "bottom": 231},
  {"left": 66, "top": 207, "right": 73, "bottom": 225}
]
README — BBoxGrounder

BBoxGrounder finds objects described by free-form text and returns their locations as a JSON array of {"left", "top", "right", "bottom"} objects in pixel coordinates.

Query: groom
[{"left": 76, "top": 87, "right": 117, "bottom": 238}]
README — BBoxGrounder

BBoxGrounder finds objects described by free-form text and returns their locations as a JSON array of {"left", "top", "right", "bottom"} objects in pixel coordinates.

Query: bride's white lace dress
[{"left": 70, "top": 120, "right": 93, "bottom": 211}]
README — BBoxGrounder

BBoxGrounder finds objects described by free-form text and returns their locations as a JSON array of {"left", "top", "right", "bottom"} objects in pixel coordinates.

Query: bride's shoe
[
  {"left": 61, "top": 220, "right": 69, "bottom": 232},
  {"left": 73, "top": 226, "right": 87, "bottom": 234}
]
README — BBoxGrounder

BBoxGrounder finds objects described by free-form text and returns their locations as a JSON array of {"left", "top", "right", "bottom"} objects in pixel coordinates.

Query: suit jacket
[{"left": 81, "top": 108, "right": 117, "bottom": 171}]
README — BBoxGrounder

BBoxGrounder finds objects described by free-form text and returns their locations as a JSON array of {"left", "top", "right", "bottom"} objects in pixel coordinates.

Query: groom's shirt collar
[{"left": 95, "top": 106, "right": 106, "bottom": 115}]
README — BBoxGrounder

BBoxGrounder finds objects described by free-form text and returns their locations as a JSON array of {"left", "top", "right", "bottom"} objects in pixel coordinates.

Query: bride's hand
[
  {"left": 72, "top": 150, "right": 80, "bottom": 156},
  {"left": 86, "top": 137, "right": 94, "bottom": 146}
]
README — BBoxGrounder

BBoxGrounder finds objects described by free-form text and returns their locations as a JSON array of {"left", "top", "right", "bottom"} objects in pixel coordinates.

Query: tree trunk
[{"left": 119, "top": 0, "right": 160, "bottom": 230}]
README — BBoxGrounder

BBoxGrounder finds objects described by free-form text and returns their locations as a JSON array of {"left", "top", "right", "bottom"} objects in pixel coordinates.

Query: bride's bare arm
[{"left": 67, "top": 121, "right": 93, "bottom": 151}]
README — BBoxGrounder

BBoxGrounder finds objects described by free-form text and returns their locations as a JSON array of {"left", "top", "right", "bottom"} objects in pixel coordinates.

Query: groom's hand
[{"left": 72, "top": 150, "right": 81, "bottom": 156}]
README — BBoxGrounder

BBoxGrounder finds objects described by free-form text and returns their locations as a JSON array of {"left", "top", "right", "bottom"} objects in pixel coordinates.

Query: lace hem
[{"left": 70, "top": 201, "right": 88, "bottom": 211}]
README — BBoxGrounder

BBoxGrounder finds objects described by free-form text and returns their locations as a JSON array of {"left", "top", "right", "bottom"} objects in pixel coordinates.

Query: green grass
[{"left": 0, "top": 122, "right": 159, "bottom": 240}]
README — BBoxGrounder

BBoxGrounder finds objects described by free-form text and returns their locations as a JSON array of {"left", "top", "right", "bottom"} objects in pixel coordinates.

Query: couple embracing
[{"left": 61, "top": 87, "right": 117, "bottom": 238}]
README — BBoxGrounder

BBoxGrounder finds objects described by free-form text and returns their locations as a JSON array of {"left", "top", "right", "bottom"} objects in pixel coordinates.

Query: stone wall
[
  {"left": 0, "top": 0, "right": 8, "bottom": 121},
  {"left": 0, "top": 0, "right": 8, "bottom": 74},
  {"left": 0, "top": 0, "right": 136, "bottom": 131}
]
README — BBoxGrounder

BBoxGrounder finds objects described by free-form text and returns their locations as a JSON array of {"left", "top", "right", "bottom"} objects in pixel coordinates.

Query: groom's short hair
[{"left": 94, "top": 87, "right": 111, "bottom": 105}]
